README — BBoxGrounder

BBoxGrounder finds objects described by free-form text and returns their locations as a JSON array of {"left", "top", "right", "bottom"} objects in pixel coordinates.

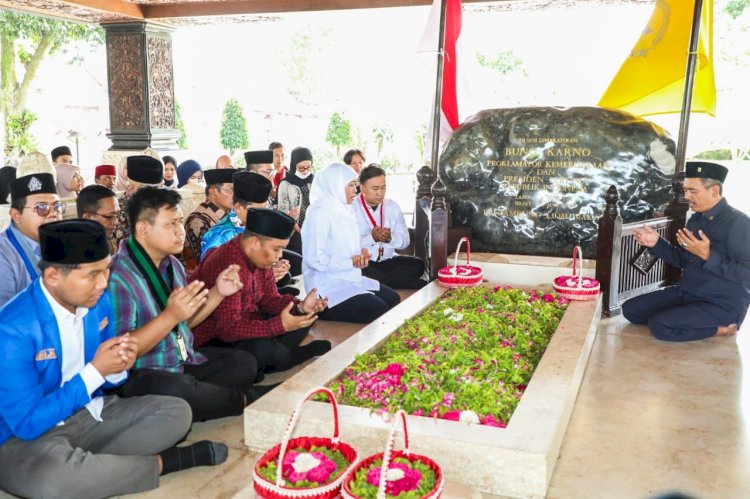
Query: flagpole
[
  {"left": 428, "top": 0, "right": 449, "bottom": 279},
  {"left": 429, "top": 0, "right": 448, "bottom": 176},
  {"left": 674, "top": 0, "right": 705, "bottom": 173}
]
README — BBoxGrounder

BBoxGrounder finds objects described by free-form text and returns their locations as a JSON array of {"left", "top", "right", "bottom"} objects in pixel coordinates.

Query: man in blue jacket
[
  {"left": 0, "top": 220, "right": 227, "bottom": 499},
  {"left": 624, "top": 162, "right": 750, "bottom": 341}
]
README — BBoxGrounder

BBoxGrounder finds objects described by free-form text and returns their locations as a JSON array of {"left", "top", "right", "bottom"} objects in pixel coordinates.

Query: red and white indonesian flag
[{"left": 418, "top": 0, "right": 465, "bottom": 153}]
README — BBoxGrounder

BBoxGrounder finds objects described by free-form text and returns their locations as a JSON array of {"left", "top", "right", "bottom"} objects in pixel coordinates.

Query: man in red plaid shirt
[{"left": 191, "top": 208, "right": 330, "bottom": 373}]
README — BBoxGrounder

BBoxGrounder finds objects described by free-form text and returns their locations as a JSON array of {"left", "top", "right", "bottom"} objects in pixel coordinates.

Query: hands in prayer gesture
[
  {"left": 299, "top": 287, "right": 328, "bottom": 314},
  {"left": 92, "top": 333, "right": 138, "bottom": 376},
  {"left": 676, "top": 228, "right": 711, "bottom": 261},
  {"left": 214, "top": 264, "right": 243, "bottom": 297},
  {"left": 632, "top": 226, "right": 659, "bottom": 248},
  {"left": 273, "top": 259, "right": 291, "bottom": 282},
  {"left": 371, "top": 227, "right": 391, "bottom": 243},
  {"left": 280, "top": 302, "right": 318, "bottom": 332},
  {"left": 165, "top": 281, "right": 209, "bottom": 323},
  {"left": 352, "top": 248, "right": 371, "bottom": 268}
]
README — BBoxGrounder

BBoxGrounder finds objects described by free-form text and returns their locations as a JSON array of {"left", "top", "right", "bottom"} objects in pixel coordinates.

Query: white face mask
[{"left": 295, "top": 171, "right": 312, "bottom": 180}]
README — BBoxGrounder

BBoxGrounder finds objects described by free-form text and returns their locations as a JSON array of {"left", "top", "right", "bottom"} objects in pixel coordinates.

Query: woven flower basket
[
  {"left": 438, "top": 237, "right": 483, "bottom": 288},
  {"left": 341, "top": 410, "right": 444, "bottom": 499},
  {"left": 552, "top": 246, "right": 600, "bottom": 301},
  {"left": 253, "top": 387, "right": 359, "bottom": 499}
]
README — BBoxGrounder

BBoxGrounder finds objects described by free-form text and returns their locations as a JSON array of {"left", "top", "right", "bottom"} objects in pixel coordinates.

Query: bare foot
[{"left": 715, "top": 323, "right": 738, "bottom": 337}]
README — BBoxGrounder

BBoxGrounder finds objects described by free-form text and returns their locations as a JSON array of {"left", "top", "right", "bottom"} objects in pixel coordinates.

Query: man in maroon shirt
[{"left": 191, "top": 208, "right": 330, "bottom": 373}]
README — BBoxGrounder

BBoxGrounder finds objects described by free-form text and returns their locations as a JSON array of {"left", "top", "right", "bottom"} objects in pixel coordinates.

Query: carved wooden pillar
[
  {"left": 596, "top": 185, "right": 622, "bottom": 315},
  {"left": 429, "top": 177, "right": 448, "bottom": 280},
  {"left": 103, "top": 22, "right": 179, "bottom": 151},
  {"left": 664, "top": 171, "right": 689, "bottom": 284},
  {"left": 414, "top": 165, "right": 434, "bottom": 262}
]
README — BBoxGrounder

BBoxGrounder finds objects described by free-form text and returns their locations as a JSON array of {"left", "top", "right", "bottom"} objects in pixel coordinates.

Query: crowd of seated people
[{"left": 0, "top": 144, "right": 428, "bottom": 498}]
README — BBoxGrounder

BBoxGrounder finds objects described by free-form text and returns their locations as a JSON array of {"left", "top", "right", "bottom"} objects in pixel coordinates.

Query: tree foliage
[
  {"left": 372, "top": 125, "right": 394, "bottom": 158},
  {"left": 1, "top": 10, "right": 103, "bottom": 155},
  {"left": 325, "top": 112, "right": 352, "bottom": 157},
  {"left": 726, "top": 0, "right": 750, "bottom": 18},
  {"left": 219, "top": 98, "right": 249, "bottom": 155},
  {"left": 6, "top": 108, "right": 37, "bottom": 156},
  {"left": 175, "top": 100, "right": 188, "bottom": 150},
  {"left": 476, "top": 50, "right": 525, "bottom": 75},
  {"left": 282, "top": 26, "right": 333, "bottom": 104}
]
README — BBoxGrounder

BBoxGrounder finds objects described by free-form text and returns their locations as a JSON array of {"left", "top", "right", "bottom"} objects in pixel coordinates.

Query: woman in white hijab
[{"left": 301, "top": 163, "right": 400, "bottom": 323}]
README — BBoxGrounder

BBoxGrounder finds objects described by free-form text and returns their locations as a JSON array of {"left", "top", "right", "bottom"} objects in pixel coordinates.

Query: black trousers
[
  {"left": 362, "top": 255, "right": 427, "bottom": 290},
  {"left": 118, "top": 347, "right": 257, "bottom": 422},
  {"left": 282, "top": 248, "right": 302, "bottom": 276},
  {"left": 206, "top": 327, "right": 311, "bottom": 373},
  {"left": 286, "top": 231, "right": 303, "bottom": 257},
  {"left": 319, "top": 284, "right": 401, "bottom": 323},
  {"left": 622, "top": 286, "right": 739, "bottom": 342}
]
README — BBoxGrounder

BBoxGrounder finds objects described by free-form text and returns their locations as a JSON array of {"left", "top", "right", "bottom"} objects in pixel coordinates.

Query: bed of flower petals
[{"left": 327, "top": 286, "right": 569, "bottom": 427}]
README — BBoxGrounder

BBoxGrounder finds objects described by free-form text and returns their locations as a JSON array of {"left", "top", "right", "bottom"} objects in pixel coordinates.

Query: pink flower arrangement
[
  {"left": 282, "top": 450, "right": 337, "bottom": 485},
  {"left": 366, "top": 462, "right": 423, "bottom": 496}
]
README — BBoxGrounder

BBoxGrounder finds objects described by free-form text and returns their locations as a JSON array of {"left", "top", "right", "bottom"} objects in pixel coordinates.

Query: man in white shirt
[
  {"left": 0, "top": 220, "right": 228, "bottom": 499},
  {"left": 354, "top": 165, "right": 427, "bottom": 290}
]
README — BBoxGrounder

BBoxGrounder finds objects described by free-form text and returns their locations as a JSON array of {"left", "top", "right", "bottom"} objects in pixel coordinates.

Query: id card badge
[{"left": 176, "top": 332, "right": 188, "bottom": 361}]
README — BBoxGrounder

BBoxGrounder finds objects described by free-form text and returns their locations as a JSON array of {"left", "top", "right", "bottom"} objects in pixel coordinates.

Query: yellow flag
[{"left": 598, "top": 0, "right": 715, "bottom": 117}]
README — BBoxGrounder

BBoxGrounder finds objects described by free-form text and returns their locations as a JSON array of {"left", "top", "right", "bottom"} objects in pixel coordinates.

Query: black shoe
[
  {"left": 245, "top": 382, "right": 281, "bottom": 403},
  {"left": 278, "top": 286, "right": 300, "bottom": 297}
]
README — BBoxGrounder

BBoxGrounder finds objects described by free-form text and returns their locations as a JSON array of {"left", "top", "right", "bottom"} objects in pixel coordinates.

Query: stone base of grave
[{"left": 245, "top": 258, "right": 601, "bottom": 498}]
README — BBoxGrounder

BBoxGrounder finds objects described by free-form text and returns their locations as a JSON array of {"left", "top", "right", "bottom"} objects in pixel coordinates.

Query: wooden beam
[
  {"left": 60, "top": 0, "right": 145, "bottom": 19},
  {"left": 143, "top": 0, "right": 487, "bottom": 19}
]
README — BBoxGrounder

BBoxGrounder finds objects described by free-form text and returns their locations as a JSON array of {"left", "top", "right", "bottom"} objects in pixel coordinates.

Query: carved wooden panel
[
  {"left": 107, "top": 33, "right": 145, "bottom": 130},
  {"left": 147, "top": 35, "right": 176, "bottom": 130}
]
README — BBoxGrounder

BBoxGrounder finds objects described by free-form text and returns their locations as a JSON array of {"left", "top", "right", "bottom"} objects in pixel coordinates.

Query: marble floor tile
[{"left": 2, "top": 297, "right": 749, "bottom": 498}]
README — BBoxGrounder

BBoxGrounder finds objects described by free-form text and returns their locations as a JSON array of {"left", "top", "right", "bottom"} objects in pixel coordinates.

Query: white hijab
[{"left": 307, "top": 162, "right": 359, "bottom": 254}]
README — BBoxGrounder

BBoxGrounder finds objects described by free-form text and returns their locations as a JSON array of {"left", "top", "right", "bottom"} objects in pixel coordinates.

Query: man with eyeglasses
[
  {"left": 244, "top": 150, "right": 276, "bottom": 205},
  {"left": 77, "top": 184, "right": 120, "bottom": 255},
  {"left": 0, "top": 173, "right": 64, "bottom": 307},
  {"left": 184, "top": 168, "right": 236, "bottom": 265}
]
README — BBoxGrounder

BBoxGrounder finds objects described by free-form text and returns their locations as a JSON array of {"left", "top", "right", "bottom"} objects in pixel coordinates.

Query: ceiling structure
[{"left": 0, "top": 0, "right": 495, "bottom": 24}]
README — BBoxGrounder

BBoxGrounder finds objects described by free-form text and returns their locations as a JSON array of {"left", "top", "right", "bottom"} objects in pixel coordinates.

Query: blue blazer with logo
[{"left": 0, "top": 279, "right": 120, "bottom": 446}]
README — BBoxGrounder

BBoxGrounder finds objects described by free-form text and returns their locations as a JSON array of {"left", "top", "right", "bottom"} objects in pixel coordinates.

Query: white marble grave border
[{"left": 245, "top": 262, "right": 601, "bottom": 498}]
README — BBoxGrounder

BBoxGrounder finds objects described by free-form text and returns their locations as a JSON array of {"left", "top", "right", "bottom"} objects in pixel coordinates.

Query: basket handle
[
  {"left": 275, "top": 386, "right": 341, "bottom": 487},
  {"left": 572, "top": 246, "right": 584, "bottom": 288},
  {"left": 376, "top": 410, "right": 410, "bottom": 499},
  {"left": 451, "top": 237, "right": 471, "bottom": 273}
]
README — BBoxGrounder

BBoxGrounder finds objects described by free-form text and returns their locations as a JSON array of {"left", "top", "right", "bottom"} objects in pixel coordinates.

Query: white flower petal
[
  {"left": 291, "top": 453, "right": 321, "bottom": 473},
  {"left": 459, "top": 410, "right": 480, "bottom": 424},
  {"left": 386, "top": 468, "right": 406, "bottom": 481}
]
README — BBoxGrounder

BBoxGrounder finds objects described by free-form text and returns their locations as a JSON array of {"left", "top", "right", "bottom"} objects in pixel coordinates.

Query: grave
[{"left": 245, "top": 255, "right": 601, "bottom": 498}]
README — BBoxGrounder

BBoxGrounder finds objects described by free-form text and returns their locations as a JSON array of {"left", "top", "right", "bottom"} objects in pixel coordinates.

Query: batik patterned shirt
[
  {"left": 109, "top": 241, "right": 207, "bottom": 372},
  {"left": 184, "top": 201, "right": 225, "bottom": 261},
  {"left": 190, "top": 235, "right": 298, "bottom": 345}
]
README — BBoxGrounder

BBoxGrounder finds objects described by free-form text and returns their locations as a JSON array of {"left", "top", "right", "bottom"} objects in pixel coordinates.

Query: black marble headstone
[{"left": 440, "top": 106, "right": 676, "bottom": 258}]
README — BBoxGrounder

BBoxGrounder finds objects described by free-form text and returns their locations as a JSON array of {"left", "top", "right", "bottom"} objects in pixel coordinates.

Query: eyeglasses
[
  {"left": 297, "top": 166, "right": 312, "bottom": 173},
  {"left": 219, "top": 186, "right": 234, "bottom": 195},
  {"left": 94, "top": 211, "right": 121, "bottom": 221},
  {"left": 25, "top": 201, "right": 66, "bottom": 217}
]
